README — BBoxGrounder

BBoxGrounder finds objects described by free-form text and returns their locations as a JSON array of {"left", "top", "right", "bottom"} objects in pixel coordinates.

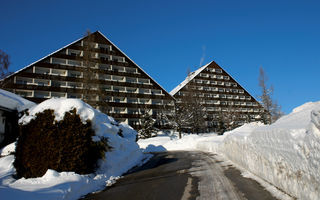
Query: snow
[
  {"left": 0, "top": 89, "right": 35, "bottom": 112},
  {"left": 1, "top": 98, "right": 319, "bottom": 200},
  {"left": 221, "top": 101, "right": 320, "bottom": 200},
  {"left": 169, "top": 61, "right": 212, "bottom": 95},
  {"left": 138, "top": 101, "right": 320, "bottom": 200},
  {"left": 0, "top": 98, "right": 145, "bottom": 200}
]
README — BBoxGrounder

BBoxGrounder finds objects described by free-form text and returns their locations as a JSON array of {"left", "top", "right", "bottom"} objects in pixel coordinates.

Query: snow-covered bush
[
  {"left": 14, "top": 108, "right": 110, "bottom": 178},
  {"left": 0, "top": 98, "right": 144, "bottom": 200}
]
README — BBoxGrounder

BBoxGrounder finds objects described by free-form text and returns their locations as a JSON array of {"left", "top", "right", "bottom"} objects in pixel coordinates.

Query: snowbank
[
  {"left": 0, "top": 98, "right": 145, "bottom": 200},
  {"left": 138, "top": 101, "right": 320, "bottom": 200},
  {"left": 138, "top": 132, "right": 224, "bottom": 153},
  {"left": 222, "top": 101, "right": 320, "bottom": 200},
  {"left": 0, "top": 89, "right": 35, "bottom": 112}
]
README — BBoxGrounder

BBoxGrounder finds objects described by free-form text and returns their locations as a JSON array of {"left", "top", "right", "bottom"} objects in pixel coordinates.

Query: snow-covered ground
[
  {"left": 0, "top": 98, "right": 147, "bottom": 200},
  {"left": 138, "top": 101, "right": 320, "bottom": 200},
  {"left": 0, "top": 97, "right": 319, "bottom": 200}
]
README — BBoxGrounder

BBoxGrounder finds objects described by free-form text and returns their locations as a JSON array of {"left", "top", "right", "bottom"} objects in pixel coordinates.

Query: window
[
  {"left": 128, "top": 98, "right": 138, "bottom": 104},
  {"left": 139, "top": 98, "right": 148, "bottom": 104},
  {"left": 52, "top": 58, "right": 67, "bottom": 65},
  {"left": 139, "top": 88, "right": 150, "bottom": 94},
  {"left": 127, "top": 87, "right": 136, "bottom": 93},
  {"left": 126, "top": 77, "right": 136, "bottom": 83},
  {"left": 126, "top": 67, "right": 137, "bottom": 74}
]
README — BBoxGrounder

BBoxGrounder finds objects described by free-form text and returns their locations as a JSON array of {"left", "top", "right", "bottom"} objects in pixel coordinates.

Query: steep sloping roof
[
  {"left": 2, "top": 31, "right": 174, "bottom": 99},
  {"left": 170, "top": 60, "right": 263, "bottom": 107},
  {"left": 170, "top": 61, "right": 212, "bottom": 95},
  {"left": 1, "top": 36, "right": 84, "bottom": 81},
  {"left": 96, "top": 31, "right": 173, "bottom": 98}
]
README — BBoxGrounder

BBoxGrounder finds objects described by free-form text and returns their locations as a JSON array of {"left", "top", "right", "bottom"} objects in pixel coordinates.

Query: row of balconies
[
  {"left": 202, "top": 100, "right": 252, "bottom": 106},
  {"left": 205, "top": 67, "right": 222, "bottom": 73},
  {"left": 199, "top": 73, "right": 229, "bottom": 80},
  {"left": 15, "top": 89, "right": 81, "bottom": 99},
  {"left": 177, "top": 88, "right": 246, "bottom": 100},
  {"left": 205, "top": 106, "right": 263, "bottom": 113},
  {"left": 176, "top": 98, "right": 258, "bottom": 107},
  {"left": 203, "top": 94, "right": 251, "bottom": 100},
  {"left": 194, "top": 86, "right": 244, "bottom": 93},
  {"left": 193, "top": 78, "right": 238, "bottom": 87},
  {"left": 28, "top": 65, "right": 149, "bottom": 84},
  {"left": 108, "top": 107, "right": 154, "bottom": 115},
  {"left": 36, "top": 60, "right": 140, "bottom": 75},
  {"left": 105, "top": 96, "right": 172, "bottom": 105},
  {"left": 14, "top": 76, "right": 162, "bottom": 94},
  {"left": 62, "top": 48, "right": 126, "bottom": 63},
  {"left": 76, "top": 41, "right": 112, "bottom": 51},
  {"left": 14, "top": 89, "right": 171, "bottom": 105}
]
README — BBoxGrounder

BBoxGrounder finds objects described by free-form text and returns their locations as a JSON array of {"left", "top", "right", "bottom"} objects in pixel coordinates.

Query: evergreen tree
[{"left": 138, "top": 109, "right": 158, "bottom": 139}]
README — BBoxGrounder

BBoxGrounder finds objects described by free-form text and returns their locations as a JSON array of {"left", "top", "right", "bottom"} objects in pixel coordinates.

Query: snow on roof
[
  {"left": 0, "top": 89, "right": 35, "bottom": 112},
  {"left": 170, "top": 61, "right": 212, "bottom": 95}
]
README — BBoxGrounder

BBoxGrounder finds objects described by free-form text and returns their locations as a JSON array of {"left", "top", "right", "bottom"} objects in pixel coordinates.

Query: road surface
[{"left": 81, "top": 151, "right": 278, "bottom": 200}]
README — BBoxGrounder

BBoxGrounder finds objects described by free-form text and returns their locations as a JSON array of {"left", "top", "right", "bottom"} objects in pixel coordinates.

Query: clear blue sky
[{"left": 1, "top": 0, "right": 320, "bottom": 114}]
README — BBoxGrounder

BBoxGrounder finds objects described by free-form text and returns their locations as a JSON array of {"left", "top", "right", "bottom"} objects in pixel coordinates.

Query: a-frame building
[
  {"left": 170, "top": 61, "right": 268, "bottom": 132},
  {"left": 1, "top": 31, "right": 175, "bottom": 129}
]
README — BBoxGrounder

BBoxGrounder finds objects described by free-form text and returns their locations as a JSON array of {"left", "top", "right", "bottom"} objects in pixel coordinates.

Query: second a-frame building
[
  {"left": 1, "top": 31, "right": 175, "bottom": 129},
  {"left": 170, "top": 61, "right": 268, "bottom": 132}
]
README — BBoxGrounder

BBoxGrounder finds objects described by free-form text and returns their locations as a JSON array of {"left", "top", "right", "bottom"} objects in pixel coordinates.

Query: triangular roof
[
  {"left": 170, "top": 61, "right": 212, "bottom": 95},
  {"left": 170, "top": 60, "right": 261, "bottom": 104},
  {"left": 2, "top": 31, "right": 174, "bottom": 99},
  {"left": 96, "top": 31, "right": 173, "bottom": 98}
]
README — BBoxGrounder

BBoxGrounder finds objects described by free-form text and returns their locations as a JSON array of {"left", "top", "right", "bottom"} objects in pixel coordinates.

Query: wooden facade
[{"left": 1, "top": 31, "right": 175, "bottom": 130}]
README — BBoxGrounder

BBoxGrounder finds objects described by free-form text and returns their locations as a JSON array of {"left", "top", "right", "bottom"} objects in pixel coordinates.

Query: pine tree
[{"left": 138, "top": 109, "right": 158, "bottom": 139}]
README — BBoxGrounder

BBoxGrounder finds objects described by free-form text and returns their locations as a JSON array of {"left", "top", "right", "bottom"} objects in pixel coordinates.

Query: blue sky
[{"left": 1, "top": 0, "right": 320, "bottom": 113}]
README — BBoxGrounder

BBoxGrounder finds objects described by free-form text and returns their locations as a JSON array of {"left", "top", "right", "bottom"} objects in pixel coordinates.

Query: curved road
[{"left": 81, "top": 151, "right": 278, "bottom": 200}]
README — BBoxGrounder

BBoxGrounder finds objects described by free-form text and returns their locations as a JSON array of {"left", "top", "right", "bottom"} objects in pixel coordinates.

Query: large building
[
  {"left": 1, "top": 31, "right": 175, "bottom": 129},
  {"left": 170, "top": 61, "right": 268, "bottom": 132}
]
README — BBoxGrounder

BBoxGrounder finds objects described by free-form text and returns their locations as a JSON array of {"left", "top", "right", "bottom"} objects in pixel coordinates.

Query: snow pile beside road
[
  {"left": 138, "top": 101, "right": 320, "bottom": 200},
  {"left": 0, "top": 98, "right": 144, "bottom": 200},
  {"left": 138, "top": 132, "right": 223, "bottom": 152},
  {"left": 222, "top": 101, "right": 320, "bottom": 200}
]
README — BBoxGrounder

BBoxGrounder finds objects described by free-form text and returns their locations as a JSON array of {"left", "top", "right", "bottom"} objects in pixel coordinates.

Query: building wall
[
  {"left": 2, "top": 32, "right": 175, "bottom": 130},
  {"left": 172, "top": 61, "right": 269, "bottom": 132}
]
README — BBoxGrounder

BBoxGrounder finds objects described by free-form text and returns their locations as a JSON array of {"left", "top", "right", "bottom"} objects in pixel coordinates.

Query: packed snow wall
[{"left": 222, "top": 102, "right": 320, "bottom": 200}]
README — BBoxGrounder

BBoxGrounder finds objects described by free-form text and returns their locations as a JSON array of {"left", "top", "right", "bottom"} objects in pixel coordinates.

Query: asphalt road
[{"left": 81, "top": 151, "right": 278, "bottom": 200}]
